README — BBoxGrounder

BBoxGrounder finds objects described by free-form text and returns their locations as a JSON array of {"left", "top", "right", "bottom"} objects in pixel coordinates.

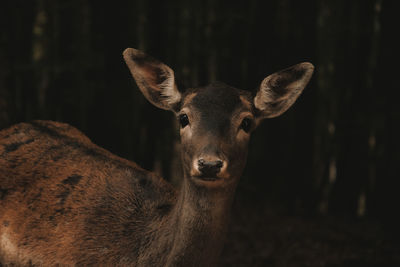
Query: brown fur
[
  {"left": 0, "top": 48, "right": 313, "bottom": 266},
  {"left": 0, "top": 121, "right": 176, "bottom": 265}
]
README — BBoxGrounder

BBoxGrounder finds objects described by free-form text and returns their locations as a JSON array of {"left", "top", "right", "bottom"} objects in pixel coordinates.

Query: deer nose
[{"left": 197, "top": 159, "right": 223, "bottom": 176}]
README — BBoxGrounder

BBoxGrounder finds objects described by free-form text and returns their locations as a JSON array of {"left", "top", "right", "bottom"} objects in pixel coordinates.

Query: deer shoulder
[{"left": 0, "top": 120, "right": 175, "bottom": 265}]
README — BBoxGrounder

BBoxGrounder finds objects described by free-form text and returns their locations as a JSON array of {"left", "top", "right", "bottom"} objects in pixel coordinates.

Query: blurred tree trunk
[
  {"left": 313, "top": 0, "right": 377, "bottom": 217},
  {"left": 314, "top": 0, "right": 348, "bottom": 215},
  {"left": 363, "top": 0, "right": 382, "bottom": 218},
  {"left": 3, "top": 1, "right": 37, "bottom": 124},
  {"left": 32, "top": 0, "right": 49, "bottom": 119},
  {"left": 373, "top": 0, "right": 400, "bottom": 228},
  {"left": 0, "top": 2, "right": 11, "bottom": 129}
]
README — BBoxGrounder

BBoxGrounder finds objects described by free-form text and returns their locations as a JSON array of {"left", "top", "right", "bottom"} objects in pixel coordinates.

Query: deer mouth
[
  {"left": 193, "top": 175, "right": 221, "bottom": 182},
  {"left": 190, "top": 175, "right": 226, "bottom": 187}
]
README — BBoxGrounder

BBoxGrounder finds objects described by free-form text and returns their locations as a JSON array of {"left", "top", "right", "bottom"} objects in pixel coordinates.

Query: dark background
[{"left": 1, "top": 0, "right": 399, "bottom": 266}]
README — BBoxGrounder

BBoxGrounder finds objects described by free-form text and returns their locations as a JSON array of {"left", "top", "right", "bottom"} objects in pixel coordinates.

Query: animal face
[
  {"left": 123, "top": 48, "right": 314, "bottom": 186},
  {"left": 177, "top": 83, "right": 253, "bottom": 184}
]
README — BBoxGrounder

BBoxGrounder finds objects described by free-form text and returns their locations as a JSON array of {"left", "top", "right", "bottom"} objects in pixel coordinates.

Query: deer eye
[
  {"left": 240, "top": 118, "right": 252, "bottom": 133},
  {"left": 179, "top": 114, "right": 189, "bottom": 128}
]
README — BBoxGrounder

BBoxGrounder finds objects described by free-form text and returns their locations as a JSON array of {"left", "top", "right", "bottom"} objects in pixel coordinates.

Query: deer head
[{"left": 123, "top": 48, "right": 314, "bottom": 188}]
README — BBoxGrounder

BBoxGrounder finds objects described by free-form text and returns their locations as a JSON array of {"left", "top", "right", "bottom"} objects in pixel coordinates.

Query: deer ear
[
  {"left": 254, "top": 62, "right": 314, "bottom": 120},
  {"left": 123, "top": 48, "right": 181, "bottom": 111}
]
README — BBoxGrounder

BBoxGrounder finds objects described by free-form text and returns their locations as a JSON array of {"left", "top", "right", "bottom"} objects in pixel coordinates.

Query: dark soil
[{"left": 219, "top": 187, "right": 400, "bottom": 267}]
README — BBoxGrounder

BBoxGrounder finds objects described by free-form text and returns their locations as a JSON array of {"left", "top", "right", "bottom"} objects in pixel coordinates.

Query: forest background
[{"left": 1, "top": 0, "right": 399, "bottom": 265}]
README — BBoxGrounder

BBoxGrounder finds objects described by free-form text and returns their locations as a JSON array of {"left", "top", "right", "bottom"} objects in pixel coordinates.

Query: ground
[{"left": 219, "top": 187, "right": 400, "bottom": 267}]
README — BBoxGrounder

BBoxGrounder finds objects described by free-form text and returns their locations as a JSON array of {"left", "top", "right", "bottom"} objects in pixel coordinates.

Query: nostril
[
  {"left": 215, "top": 160, "right": 223, "bottom": 169},
  {"left": 197, "top": 159, "right": 223, "bottom": 176},
  {"left": 198, "top": 159, "right": 206, "bottom": 167}
]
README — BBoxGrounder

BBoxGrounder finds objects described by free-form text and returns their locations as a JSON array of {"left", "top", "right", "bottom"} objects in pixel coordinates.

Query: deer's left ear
[
  {"left": 254, "top": 62, "right": 314, "bottom": 121},
  {"left": 123, "top": 48, "right": 181, "bottom": 111}
]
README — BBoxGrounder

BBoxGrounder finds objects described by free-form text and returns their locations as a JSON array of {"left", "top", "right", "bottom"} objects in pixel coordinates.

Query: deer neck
[{"left": 165, "top": 176, "right": 237, "bottom": 266}]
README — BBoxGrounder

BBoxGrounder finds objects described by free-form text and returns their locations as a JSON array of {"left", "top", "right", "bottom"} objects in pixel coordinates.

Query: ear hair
[
  {"left": 254, "top": 62, "right": 314, "bottom": 120},
  {"left": 123, "top": 48, "right": 181, "bottom": 111},
  {"left": 159, "top": 73, "right": 180, "bottom": 106}
]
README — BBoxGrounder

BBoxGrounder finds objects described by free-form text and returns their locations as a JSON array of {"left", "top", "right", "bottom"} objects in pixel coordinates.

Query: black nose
[{"left": 198, "top": 159, "right": 223, "bottom": 176}]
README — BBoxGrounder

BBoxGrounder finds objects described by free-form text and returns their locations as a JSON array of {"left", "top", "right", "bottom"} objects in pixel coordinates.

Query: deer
[{"left": 0, "top": 48, "right": 314, "bottom": 266}]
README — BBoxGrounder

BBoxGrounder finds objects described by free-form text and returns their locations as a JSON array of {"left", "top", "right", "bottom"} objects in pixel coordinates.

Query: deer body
[
  {"left": 0, "top": 48, "right": 313, "bottom": 266},
  {"left": 0, "top": 121, "right": 229, "bottom": 266}
]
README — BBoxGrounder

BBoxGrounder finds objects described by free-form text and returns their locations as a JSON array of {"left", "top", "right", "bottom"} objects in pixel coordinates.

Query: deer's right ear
[{"left": 123, "top": 48, "right": 181, "bottom": 111}]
